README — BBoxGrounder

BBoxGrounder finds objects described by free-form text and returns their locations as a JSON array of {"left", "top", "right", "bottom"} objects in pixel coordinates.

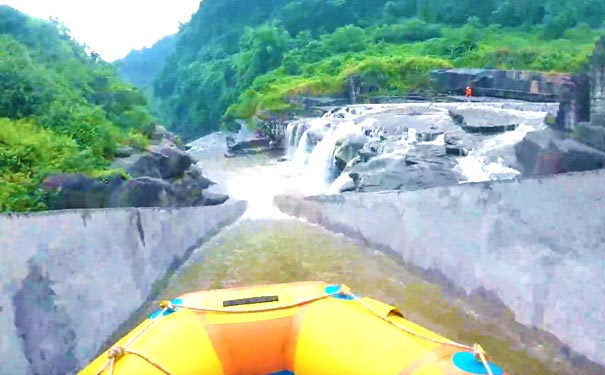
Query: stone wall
[
  {"left": 431, "top": 68, "right": 571, "bottom": 102},
  {"left": 576, "top": 35, "right": 605, "bottom": 150},
  {"left": 431, "top": 68, "right": 591, "bottom": 131},
  {"left": 0, "top": 201, "right": 246, "bottom": 375},
  {"left": 275, "top": 170, "right": 605, "bottom": 366}
]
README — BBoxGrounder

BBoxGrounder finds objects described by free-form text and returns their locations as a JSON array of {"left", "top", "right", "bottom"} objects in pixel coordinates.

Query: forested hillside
[
  {"left": 133, "top": 0, "right": 604, "bottom": 139},
  {"left": 0, "top": 6, "right": 153, "bottom": 212},
  {"left": 116, "top": 35, "right": 175, "bottom": 90}
]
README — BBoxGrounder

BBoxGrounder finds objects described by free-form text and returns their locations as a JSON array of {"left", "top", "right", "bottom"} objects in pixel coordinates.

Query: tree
[{"left": 238, "top": 24, "right": 290, "bottom": 84}]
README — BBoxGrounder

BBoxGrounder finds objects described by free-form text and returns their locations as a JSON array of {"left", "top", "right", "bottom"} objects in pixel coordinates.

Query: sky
[{"left": 1, "top": 0, "right": 202, "bottom": 61}]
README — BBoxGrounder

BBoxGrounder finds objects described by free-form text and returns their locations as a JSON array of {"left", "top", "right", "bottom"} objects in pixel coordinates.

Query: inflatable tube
[{"left": 80, "top": 282, "right": 506, "bottom": 375}]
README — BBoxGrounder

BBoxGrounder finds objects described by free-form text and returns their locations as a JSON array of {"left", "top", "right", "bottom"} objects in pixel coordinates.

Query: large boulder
[
  {"left": 442, "top": 129, "right": 493, "bottom": 157},
  {"left": 449, "top": 108, "right": 519, "bottom": 134},
  {"left": 114, "top": 146, "right": 134, "bottom": 158},
  {"left": 112, "top": 153, "right": 162, "bottom": 179},
  {"left": 449, "top": 107, "right": 521, "bottom": 134},
  {"left": 42, "top": 173, "right": 124, "bottom": 210},
  {"left": 515, "top": 128, "right": 605, "bottom": 176},
  {"left": 200, "top": 192, "right": 230, "bottom": 206},
  {"left": 444, "top": 130, "right": 472, "bottom": 156},
  {"left": 358, "top": 139, "right": 383, "bottom": 162},
  {"left": 108, "top": 177, "right": 176, "bottom": 208},
  {"left": 348, "top": 145, "right": 461, "bottom": 192},
  {"left": 155, "top": 146, "right": 193, "bottom": 179},
  {"left": 150, "top": 124, "right": 168, "bottom": 142},
  {"left": 170, "top": 166, "right": 216, "bottom": 207},
  {"left": 334, "top": 133, "right": 368, "bottom": 171},
  {"left": 113, "top": 145, "right": 193, "bottom": 180}
]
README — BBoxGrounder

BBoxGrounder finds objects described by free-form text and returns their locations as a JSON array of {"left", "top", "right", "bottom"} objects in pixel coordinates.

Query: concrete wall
[
  {"left": 276, "top": 171, "right": 605, "bottom": 366},
  {"left": 0, "top": 201, "right": 246, "bottom": 375}
]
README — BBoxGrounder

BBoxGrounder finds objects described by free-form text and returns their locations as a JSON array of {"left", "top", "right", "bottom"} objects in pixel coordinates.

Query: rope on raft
[{"left": 92, "top": 285, "right": 495, "bottom": 375}]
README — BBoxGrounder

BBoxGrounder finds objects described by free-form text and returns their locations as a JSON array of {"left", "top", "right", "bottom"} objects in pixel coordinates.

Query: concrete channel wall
[
  {"left": 0, "top": 201, "right": 246, "bottom": 375},
  {"left": 276, "top": 170, "right": 605, "bottom": 366}
]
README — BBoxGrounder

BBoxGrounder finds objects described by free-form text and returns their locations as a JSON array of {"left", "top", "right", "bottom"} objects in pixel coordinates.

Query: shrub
[
  {"left": 0, "top": 118, "right": 97, "bottom": 212},
  {"left": 323, "top": 25, "right": 367, "bottom": 53}
]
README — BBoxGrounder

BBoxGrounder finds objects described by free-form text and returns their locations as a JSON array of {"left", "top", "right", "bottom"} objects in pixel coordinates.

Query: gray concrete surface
[
  {"left": 275, "top": 170, "right": 605, "bottom": 366},
  {"left": 0, "top": 201, "right": 246, "bottom": 375}
]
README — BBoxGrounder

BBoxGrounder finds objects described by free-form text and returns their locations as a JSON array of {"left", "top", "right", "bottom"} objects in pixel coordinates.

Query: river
[{"left": 130, "top": 103, "right": 601, "bottom": 375}]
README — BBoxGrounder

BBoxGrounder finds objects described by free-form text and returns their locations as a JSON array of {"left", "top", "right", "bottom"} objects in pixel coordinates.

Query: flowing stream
[{"left": 129, "top": 103, "right": 602, "bottom": 375}]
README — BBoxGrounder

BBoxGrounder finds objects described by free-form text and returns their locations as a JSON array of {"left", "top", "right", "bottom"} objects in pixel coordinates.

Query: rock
[
  {"left": 114, "top": 146, "right": 134, "bottom": 158},
  {"left": 348, "top": 75, "right": 362, "bottom": 104},
  {"left": 113, "top": 145, "right": 192, "bottom": 180},
  {"left": 299, "top": 97, "right": 349, "bottom": 108},
  {"left": 112, "top": 153, "right": 162, "bottom": 179},
  {"left": 42, "top": 173, "right": 124, "bottom": 210},
  {"left": 444, "top": 130, "right": 480, "bottom": 156},
  {"left": 151, "top": 124, "right": 168, "bottom": 142},
  {"left": 108, "top": 177, "right": 176, "bottom": 208},
  {"left": 574, "top": 123, "right": 605, "bottom": 151},
  {"left": 305, "top": 125, "right": 328, "bottom": 144},
  {"left": 201, "top": 192, "right": 230, "bottom": 206},
  {"left": 185, "top": 164, "right": 213, "bottom": 185},
  {"left": 448, "top": 108, "right": 519, "bottom": 134},
  {"left": 334, "top": 133, "right": 368, "bottom": 171},
  {"left": 358, "top": 140, "right": 382, "bottom": 162},
  {"left": 227, "top": 138, "right": 272, "bottom": 153},
  {"left": 589, "top": 35, "right": 605, "bottom": 127},
  {"left": 170, "top": 167, "right": 216, "bottom": 207},
  {"left": 572, "top": 36, "right": 605, "bottom": 151},
  {"left": 554, "top": 74, "right": 590, "bottom": 131},
  {"left": 348, "top": 147, "right": 460, "bottom": 192},
  {"left": 401, "top": 114, "right": 456, "bottom": 142},
  {"left": 515, "top": 128, "right": 605, "bottom": 176},
  {"left": 338, "top": 178, "right": 357, "bottom": 193},
  {"left": 445, "top": 145, "right": 467, "bottom": 156},
  {"left": 156, "top": 146, "right": 193, "bottom": 179}
]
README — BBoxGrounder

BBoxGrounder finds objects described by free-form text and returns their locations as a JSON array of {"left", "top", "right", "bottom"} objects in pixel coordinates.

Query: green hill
[
  {"left": 0, "top": 6, "right": 153, "bottom": 212},
  {"left": 140, "top": 0, "right": 604, "bottom": 140},
  {"left": 115, "top": 35, "right": 176, "bottom": 90}
]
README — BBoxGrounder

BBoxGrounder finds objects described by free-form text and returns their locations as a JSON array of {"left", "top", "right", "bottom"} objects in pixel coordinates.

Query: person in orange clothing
[{"left": 465, "top": 86, "right": 473, "bottom": 102}]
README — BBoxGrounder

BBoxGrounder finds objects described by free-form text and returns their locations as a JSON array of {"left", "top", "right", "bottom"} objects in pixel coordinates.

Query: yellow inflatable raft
[{"left": 80, "top": 282, "right": 506, "bottom": 375}]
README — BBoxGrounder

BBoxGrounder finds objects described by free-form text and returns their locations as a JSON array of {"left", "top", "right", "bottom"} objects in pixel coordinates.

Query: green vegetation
[
  {"left": 0, "top": 6, "right": 153, "bottom": 212},
  {"left": 115, "top": 35, "right": 176, "bottom": 89},
  {"left": 141, "top": 0, "right": 604, "bottom": 139},
  {"left": 4, "top": 0, "right": 604, "bottom": 211}
]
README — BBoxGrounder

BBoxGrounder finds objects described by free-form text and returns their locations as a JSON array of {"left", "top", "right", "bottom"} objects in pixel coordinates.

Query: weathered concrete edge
[
  {"left": 0, "top": 201, "right": 246, "bottom": 375},
  {"left": 275, "top": 171, "right": 605, "bottom": 367}
]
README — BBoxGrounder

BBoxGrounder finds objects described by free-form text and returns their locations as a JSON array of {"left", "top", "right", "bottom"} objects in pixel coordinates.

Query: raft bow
[{"left": 80, "top": 281, "right": 506, "bottom": 375}]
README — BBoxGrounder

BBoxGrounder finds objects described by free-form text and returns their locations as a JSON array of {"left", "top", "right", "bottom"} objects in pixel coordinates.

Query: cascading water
[
  {"left": 290, "top": 119, "right": 330, "bottom": 166},
  {"left": 285, "top": 103, "right": 552, "bottom": 195},
  {"left": 306, "top": 124, "right": 353, "bottom": 185},
  {"left": 454, "top": 110, "right": 547, "bottom": 182}
]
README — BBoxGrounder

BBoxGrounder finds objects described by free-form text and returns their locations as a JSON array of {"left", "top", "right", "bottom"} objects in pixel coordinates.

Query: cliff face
[
  {"left": 0, "top": 202, "right": 246, "bottom": 375},
  {"left": 275, "top": 170, "right": 605, "bottom": 367}
]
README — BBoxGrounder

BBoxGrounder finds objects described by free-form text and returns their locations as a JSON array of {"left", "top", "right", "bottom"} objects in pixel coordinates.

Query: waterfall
[
  {"left": 292, "top": 129, "right": 312, "bottom": 165},
  {"left": 285, "top": 122, "right": 300, "bottom": 159},
  {"left": 304, "top": 122, "right": 361, "bottom": 190},
  {"left": 455, "top": 117, "right": 545, "bottom": 183}
]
